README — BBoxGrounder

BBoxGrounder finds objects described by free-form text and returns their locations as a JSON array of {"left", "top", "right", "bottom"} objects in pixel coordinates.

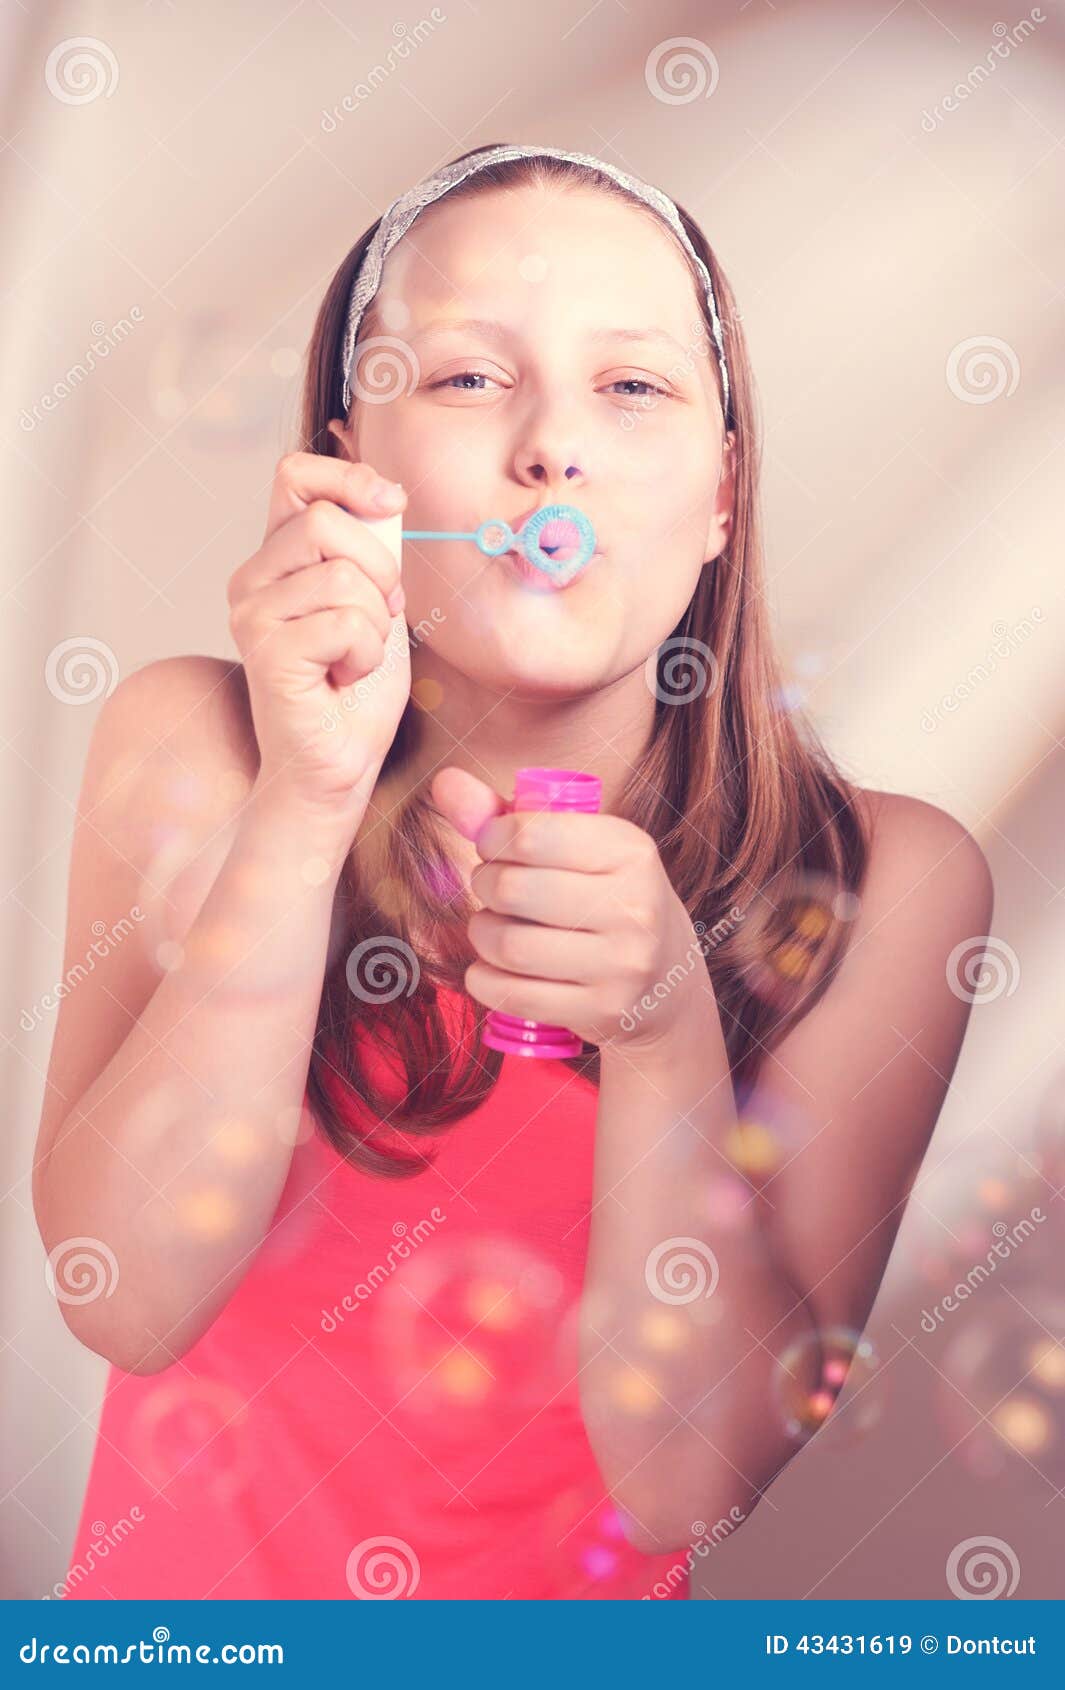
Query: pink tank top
[{"left": 61, "top": 985, "right": 689, "bottom": 1601}]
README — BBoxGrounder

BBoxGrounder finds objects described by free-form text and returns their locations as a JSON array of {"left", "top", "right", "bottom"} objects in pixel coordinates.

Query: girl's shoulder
[
  {"left": 93, "top": 653, "right": 259, "bottom": 790},
  {"left": 855, "top": 785, "right": 993, "bottom": 918},
  {"left": 862, "top": 785, "right": 991, "bottom": 871},
  {"left": 35, "top": 658, "right": 263, "bottom": 1201},
  {"left": 79, "top": 655, "right": 263, "bottom": 927}
]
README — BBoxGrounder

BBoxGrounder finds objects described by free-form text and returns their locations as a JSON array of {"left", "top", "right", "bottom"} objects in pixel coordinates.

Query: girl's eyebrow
[
  {"left": 409, "top": 317, "right": 506, "bottom": 344},
  {"left": 410, "top": 317, "right": 688, "bottom": 356},
  {"left": 589, "top": 326, "right": 688, "bottom": 354}
]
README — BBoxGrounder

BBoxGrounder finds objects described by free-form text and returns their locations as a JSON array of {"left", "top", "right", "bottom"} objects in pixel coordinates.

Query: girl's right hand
[{"left": 227, "top": 452, "right": 411, "bottom": 821}]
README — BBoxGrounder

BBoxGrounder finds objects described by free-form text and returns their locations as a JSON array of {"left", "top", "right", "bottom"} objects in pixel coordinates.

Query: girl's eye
[
  {"left": 607, "top": 378, "right": 670, "bottom": 399},
  {"left": 429, "top": 370, "right": 500, "bottom": 392},
  {"left": 427, "top": 372, "right": 672, "bottom": 400}
]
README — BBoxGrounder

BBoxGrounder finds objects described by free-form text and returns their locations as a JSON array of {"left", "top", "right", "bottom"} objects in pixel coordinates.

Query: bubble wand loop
[{"left": 401, "top": 502, "right": 596, "bottom": 582}]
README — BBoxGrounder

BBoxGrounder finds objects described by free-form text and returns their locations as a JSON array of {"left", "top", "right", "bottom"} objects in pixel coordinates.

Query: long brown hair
[{"left": 298, "top": 144, "right": 870, "bottom": 1179}]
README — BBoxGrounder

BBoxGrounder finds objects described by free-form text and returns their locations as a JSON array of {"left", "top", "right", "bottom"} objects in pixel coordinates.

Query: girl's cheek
[
  {"left": 373, "top": 403, "right": 446, "bottom": 483},
  {"left": 395, "top": 425, "right": 486, "bottom": 520},
  {"left": 610, "top": 407, "right": 702, "bottom": 474}
]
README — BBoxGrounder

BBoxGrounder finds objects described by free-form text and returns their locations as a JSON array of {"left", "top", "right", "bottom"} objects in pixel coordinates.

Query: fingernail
[
  {"left": 372, "top": 479, "right": 405, "bottom": 511},
  {"left": 387, "top": 584, "right": 406, "bottom": 616}
]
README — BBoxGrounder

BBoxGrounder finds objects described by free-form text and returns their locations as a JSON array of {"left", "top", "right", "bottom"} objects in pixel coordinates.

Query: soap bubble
[
  {"left": 772, "top": 1324, "right": 885, "bottom": 1447},
  {"left": 129, "top": 1377, "right": 255, "bottom": 1502},
  {"left": 149, "top": 313, "right": 279, "bottom": 445},
  {"left": 537, "top": 1488, "right": 675, "bottom": 1599},
  {"left": 374, "top": 1233, "right": 571, "bottom": 1431},
  {"left": 738, "top": 869, "right": 859, "bottom": 1013}
]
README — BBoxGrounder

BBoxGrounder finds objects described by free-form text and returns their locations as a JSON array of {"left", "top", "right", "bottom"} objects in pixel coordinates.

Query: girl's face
[{"left": 330, "top": 183, "right": 733, "bottom": 699}]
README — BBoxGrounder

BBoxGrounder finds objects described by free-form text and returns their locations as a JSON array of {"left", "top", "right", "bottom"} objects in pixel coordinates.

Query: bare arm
[
  {"left": 581, "top": 989, "right": 818, "bottom": 1553},
  {"left": 32, "top": 659, "right": 367, "bottom": 1374},
  {"left": 579, "top": 794, "right": 994, "bottom": 1553},
  {"left": 754, "top": 795, "right": 996, "bottom": 1339},
  {"left": 33, "top": 453, "right": 411, "bottom": 1374}
]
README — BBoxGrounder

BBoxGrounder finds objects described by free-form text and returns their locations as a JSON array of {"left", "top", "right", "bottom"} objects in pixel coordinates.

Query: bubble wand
[
  {"left": 399, "top": 502, "right": 596, "bottom": 583},
  {"left": 360, "top": 501, "right": 595, "bottom": 582}
]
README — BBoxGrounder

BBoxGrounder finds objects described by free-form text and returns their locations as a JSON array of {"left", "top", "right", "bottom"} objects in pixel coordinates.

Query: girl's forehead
[{"left": 377, "top": 187, "right": 703, "bottom": 335}]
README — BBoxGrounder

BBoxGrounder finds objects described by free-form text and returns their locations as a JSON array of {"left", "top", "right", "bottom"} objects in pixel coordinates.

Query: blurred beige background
[{"left": 2, "top": 0, "right": 1062, "bottom": 1600}]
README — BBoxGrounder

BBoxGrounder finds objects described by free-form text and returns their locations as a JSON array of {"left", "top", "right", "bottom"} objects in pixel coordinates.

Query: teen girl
[{"left": 35, "top": 143, "right": 993, "bottom": 1601}]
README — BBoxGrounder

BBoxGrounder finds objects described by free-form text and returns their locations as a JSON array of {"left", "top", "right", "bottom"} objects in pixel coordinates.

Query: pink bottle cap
[{"left": 511, "top": 767, "right": 602, "bottom": 812}]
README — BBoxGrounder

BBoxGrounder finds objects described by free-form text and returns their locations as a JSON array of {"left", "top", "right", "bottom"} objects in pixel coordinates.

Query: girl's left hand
[{"left": 430, "top": 767, "right": 704, "bottom": 1053}]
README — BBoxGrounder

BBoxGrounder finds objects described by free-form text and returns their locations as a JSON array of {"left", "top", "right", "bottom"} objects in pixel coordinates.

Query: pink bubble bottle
[{"left": 481, "top": 766, "right": 602, "bottom": 1060}]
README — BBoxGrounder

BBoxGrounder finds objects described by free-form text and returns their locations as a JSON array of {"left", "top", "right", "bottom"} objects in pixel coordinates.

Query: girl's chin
[{"left": 464, "top": 645, "right": 619, "bottom": 698}]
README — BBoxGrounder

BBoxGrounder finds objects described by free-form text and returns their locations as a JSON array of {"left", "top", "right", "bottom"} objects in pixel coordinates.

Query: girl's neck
[{"left": 393, "top": 645, "right": 658, "bottom": 819}]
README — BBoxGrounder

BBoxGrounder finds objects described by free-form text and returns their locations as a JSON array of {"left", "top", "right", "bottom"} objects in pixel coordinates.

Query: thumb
[{"left": 430, "top": 766, "right": 510, "bottom": 847}]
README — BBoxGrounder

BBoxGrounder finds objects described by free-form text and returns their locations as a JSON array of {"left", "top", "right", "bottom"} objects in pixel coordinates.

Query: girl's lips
[{"left": 501, "top": 548, "right": 601, "bottom": 592}]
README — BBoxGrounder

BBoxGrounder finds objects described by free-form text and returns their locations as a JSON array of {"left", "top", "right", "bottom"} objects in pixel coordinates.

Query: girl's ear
[
  {"left": 704, "top": 430, "right": 736, "bottom": 564},
  {"left": 326, "top": 416, "right": 357, "bottom": 459}
]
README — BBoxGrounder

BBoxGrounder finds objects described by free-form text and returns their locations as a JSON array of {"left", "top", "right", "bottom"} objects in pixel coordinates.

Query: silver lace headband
[{"left": 339, "top": 143, "right": 732, "bottom": 426}]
